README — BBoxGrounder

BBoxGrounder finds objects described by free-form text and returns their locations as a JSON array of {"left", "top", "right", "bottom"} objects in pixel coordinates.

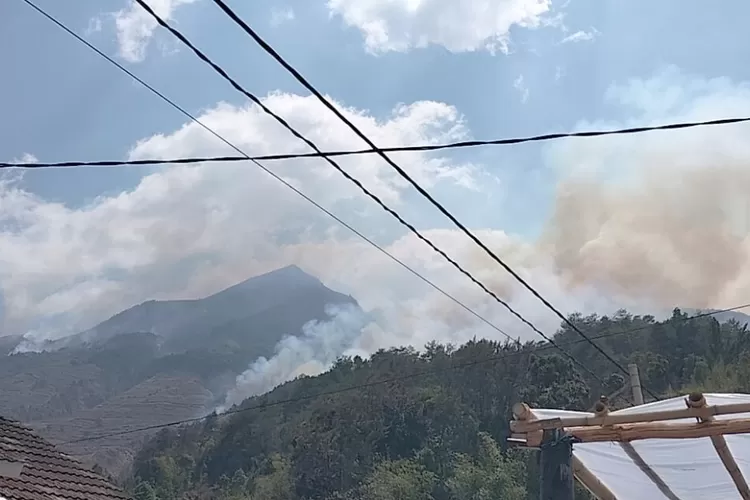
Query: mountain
[
  {"left": 679, "top": 308, "right": 750, "bottom": 331},
  {"left": 702, "top": 309, "right": 750, "bottom": 327},
  {"left": 0, "top": 265, "right": 359, "bottom": 478},
  {"left": 56, "top": 265, "right": 356, "bottom": 353}
]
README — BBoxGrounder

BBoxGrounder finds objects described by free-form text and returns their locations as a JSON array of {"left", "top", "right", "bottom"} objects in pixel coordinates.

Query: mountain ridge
[
  {"left": 0, "top": 265, "right": 361, "bottom": 478},
  {"left": 47, "top": 264, "right": 353, "bottom": 352}
]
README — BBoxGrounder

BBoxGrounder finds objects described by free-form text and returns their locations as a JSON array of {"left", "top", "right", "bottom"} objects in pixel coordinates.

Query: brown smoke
[{"left": 539, "top": 160, "right": 750, "bottom": 308}]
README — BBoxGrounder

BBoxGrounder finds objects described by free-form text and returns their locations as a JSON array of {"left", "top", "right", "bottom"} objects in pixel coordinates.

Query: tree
[
  {"left": 359, "top": 459, "right": 436, "bottom": 500},
  {"left": 128, "top": 308, "right": 750, "bottom": 500},
  {"left": 249, "top": 454, "right": 293, "bottom": 500},
  {"left": 445, "top": 433, "right": 526, "bottom": 500},
  {"left": 134, "top": 480, "right": 157, "bottom": 500}
]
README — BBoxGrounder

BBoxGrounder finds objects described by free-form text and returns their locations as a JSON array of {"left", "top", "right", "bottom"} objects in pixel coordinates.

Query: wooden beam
[
  {"left": 511, "top": 402, "right": 543, "bottom": 447},
  {"left": 515, "top": 401, "right": 616, "bottom": 499},
  {"left": 619, "top": 442, "right": 681, "bottom": 500},
  {"left": 511, "top": 401, "right": 750, "bottom": 433},
  {"left": 687, "top": 393, "right": 750, "bottom": 500},
  {"left": 572, "top": 456, "right": 618, "bottom": 500},
  {"left": 567, "top": 417, "right": 750, "bottom": 443}
]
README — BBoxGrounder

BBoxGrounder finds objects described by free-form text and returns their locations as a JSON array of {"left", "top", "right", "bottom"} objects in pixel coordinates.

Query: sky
[{"left": 3, "top": 0, "right": 750, "bottom": 354}]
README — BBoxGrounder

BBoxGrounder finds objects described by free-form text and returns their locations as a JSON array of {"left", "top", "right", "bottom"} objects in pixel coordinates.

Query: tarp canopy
[{"left": 531, "top": 393, "right": 750, "bottom": 500}]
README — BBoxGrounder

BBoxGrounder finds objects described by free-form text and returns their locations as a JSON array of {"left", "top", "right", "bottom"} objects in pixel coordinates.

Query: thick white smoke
[{"left": 220, "top": 303, "right": 376, "bottom": 410}]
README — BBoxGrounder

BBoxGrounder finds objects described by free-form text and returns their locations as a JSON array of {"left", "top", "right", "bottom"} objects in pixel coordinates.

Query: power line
[
  {"left": 20, "top": 0, "right": 750, "bottom": 448},
  {"left": 4, "top": 115, "right": 750, "bottom": 169},
  {"left": 61, "top": 303, "right": 750, "bottom": 446},
  {"left": 131, "top": 0, "right": 610, "bottom": 389},
  {"left": 206, "top": 0, "right": 658, "bottom": 400},
  {"left": 19, "top": 0, "right": 515, "bottom": 345}
]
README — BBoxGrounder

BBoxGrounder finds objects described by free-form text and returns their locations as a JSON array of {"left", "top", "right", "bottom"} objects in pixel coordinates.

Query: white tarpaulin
[{"left": 531, "top": 393, "right": 750, "bottom": 500}]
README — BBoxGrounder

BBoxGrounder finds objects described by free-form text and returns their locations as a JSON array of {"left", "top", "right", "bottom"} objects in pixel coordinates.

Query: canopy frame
[{"left": 510, "top": 392, "right": 750, "bottom": 500}]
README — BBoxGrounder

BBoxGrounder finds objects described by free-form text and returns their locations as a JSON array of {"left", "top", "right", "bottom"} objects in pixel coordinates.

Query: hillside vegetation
[
  {"left": 0, "top": 266, "right": 358, "bottom": 477},
  {"left": 129, "top": 308, "right": 750, "bottom": 499}
]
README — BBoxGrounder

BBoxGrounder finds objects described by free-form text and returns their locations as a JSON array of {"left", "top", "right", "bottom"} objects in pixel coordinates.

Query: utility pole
[
  {"left": 628, "top": 363, "right": 644, "bottom": 405},
  {"left": 539, "top": 428, "right": 575, "bottom": 500}
]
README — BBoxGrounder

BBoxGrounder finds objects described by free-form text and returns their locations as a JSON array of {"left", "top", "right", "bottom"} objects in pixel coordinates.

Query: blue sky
[
  {"left": 3, "top": 0, "right": 750, "bottom": 344},
  {"left": 7, "top": 0, "right": 750, "bottom": 211}
]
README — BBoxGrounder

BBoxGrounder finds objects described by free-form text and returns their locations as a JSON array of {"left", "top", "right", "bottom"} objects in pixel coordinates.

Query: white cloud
[
  {"left": 554, "top": 65, "right": 563, "bottom": 82},
  {"left": 513, "top": 74, "right": 530, "bottom": 103},
  {"left": 85, "top": 16, "right": 103, "bottom": 36},
  {"left": 6, "top": 68, "right": 750, "bottom": 396},
  {"left": 326, "top": 0, "right": 553, "bottom": 54},
  {"left": 270, "top": 6, "right": 295, "bottom": 27},
  {"left": 12, "top": 153, "right": 38, "bottom": 164},
  {"left": 560, "top": 27, "right": 599, "bottom": 44},
  {"left": 0, "top": 94, "right": 482, "bottom": 339},
  {"left": 113, "top": 0, "right": 199, "bottom": 63}
]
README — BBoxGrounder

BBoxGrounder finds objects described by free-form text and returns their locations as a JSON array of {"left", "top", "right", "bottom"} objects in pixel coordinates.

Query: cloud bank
[
  {"left": 4, "top": 68, "right": 750, "bottom": 403},
  {"left": 326, "top": 0, "right": 554, "bottom": 54}
]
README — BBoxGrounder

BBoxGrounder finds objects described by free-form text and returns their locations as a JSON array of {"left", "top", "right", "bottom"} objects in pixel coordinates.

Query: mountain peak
[{"left": 218, "top": 265, "right": 321, "bottom": 296}]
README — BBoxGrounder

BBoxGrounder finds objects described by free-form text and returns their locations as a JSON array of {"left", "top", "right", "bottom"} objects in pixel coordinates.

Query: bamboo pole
[
  {"left": 511, "top": 402, "right": 543, "bottom": 447},
  {"left": 511, "top": 401, "right": 750, "bottom": 433},
  {"left": 572, "top": 456, "right": 618, "bottom": 500},
  {"left": 566, "top": 416, "right": 750, "bottom": 443},
  {"left": 572, "top": 398, "right": 619, "bottom": 500},
  {"left": 687, "top": 393, "right": 750, "bottom": 499}
]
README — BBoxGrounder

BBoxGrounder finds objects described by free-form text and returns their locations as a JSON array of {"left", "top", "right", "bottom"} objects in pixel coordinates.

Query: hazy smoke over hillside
[
  {"left": 220, "top": 304, "right": 375, "bottom": 410},
  {"left": 541, "top": 163, "right": 750, "bottom": 309},
  {"left": 217, "top": 130, "right": 750, "bottom": 407}
]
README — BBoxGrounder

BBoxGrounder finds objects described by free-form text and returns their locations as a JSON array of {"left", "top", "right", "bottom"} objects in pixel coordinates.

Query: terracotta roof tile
[{"left": 0, "top": 416, "right": 130, "bottom": 500}]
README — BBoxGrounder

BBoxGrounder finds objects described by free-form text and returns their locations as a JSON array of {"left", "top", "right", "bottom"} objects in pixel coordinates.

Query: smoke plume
[{"left": 220, "top": 303, "right": 376, "bottom": 410}]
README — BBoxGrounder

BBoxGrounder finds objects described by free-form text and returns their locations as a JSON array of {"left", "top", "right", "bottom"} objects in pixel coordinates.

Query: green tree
[
  {"left": 249, "top": 454, "right": 293, "bottom": 500},
  {"left": 134, "top": 480, "right": 157, "bottom": 500},
  {"left": 360, "top": 459, "right": 436, "bottom": 500},
  {"left": 445, "top": 433, "right": 526, "bottom": 500}
]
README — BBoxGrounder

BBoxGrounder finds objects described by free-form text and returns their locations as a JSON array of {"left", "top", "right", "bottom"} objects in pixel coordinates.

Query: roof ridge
[{"left": 0, "top": 415, "right": 131, "bottom": 500}]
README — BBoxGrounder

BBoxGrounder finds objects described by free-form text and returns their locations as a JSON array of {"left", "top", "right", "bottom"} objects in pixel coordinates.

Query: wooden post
[
  {"left": 539, "top": 429, "right": 575, "bottom": 500},
  {"left": 628, "top": 363, "right": 644, "bottom": 405}
]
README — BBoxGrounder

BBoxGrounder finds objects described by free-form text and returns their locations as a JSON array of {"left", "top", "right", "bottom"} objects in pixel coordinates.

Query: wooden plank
[
  {"left": 567, "top": 417, "right": 750, "bottom": 443},
  {"left": 511, "top": 401, "right": 750, "bottom": 433},
  {"left": 619, "top": 442, "right": 682, "bottom": 500}
]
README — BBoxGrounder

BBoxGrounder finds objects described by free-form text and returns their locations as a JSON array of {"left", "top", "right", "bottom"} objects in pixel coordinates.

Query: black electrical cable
[
  {"left": 18, "top": 0, "right": 518, "bottom": 347},
  {"left": 207, "top": 0, "right": 660, "bottom": 399},
  {"left": 61, "top": 303, "right": 750, "bottom": 445},
  {"left": 4, "top": 115, "right": 750, "bottom": 168},
  {"left": 131, "top": 0, "right": 620, "bottom": 394}
]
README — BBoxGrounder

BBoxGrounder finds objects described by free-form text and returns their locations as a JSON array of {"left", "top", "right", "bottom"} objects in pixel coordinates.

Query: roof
[
  {"left": 528, "top": 393, "right": 750, "bottom": 500},
  {"left": 0, "top": 416, "right": 131, "bottom": 500}
]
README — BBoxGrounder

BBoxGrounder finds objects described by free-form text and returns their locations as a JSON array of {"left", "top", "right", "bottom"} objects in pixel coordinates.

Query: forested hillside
[
  {"left": 0, "top": 266, "right": 358, "bottom": 477},
  {"left": 128, "top": 308, "right": 750, "bottom": 499}
]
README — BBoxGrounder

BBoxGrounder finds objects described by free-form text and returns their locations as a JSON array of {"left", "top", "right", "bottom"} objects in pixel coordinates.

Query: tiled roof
[{"left": 0, "top": 416, "right": 131, "bottom": 500}]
